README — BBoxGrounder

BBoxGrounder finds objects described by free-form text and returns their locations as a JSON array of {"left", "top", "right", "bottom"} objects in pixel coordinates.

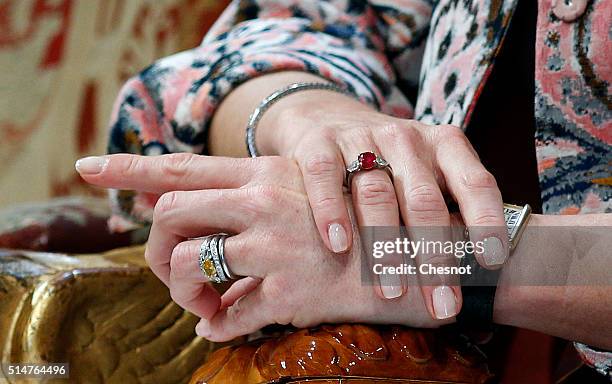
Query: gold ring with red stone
[{"left": 345, "top": 152, "right": 393, "bottom": 192}]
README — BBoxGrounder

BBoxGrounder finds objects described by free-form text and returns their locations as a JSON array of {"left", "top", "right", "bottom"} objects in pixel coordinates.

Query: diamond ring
[{"left": 199, "top": 234, "right": 236, "bottom": 283}]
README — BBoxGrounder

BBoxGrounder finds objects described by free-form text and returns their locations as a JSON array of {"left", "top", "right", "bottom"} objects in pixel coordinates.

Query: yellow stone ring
[{"left": 199, "top": 234, "right": 235, "bottom": 283}]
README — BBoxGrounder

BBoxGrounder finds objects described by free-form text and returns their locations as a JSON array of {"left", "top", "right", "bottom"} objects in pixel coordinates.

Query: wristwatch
[
  {"left": 456, "top": 203, "right": 531, "bottom": 329},
  {"left": 504, "top": 203, "right": 532, "bottom": 251}
]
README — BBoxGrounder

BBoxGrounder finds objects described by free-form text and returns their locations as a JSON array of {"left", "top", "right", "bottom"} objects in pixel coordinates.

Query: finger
[
  {"left": 297, "top": 138, "right": 352, "bottom": 254},
  {"left": 436, "top": 128, "right": 507, "bottom": 269},
  {"left": 169, "top": 235, "right": 262, "bottom": 283},
  {"left": 76, "top": 153, "right": 254, "bottom": 193},
  {"left": 168, "top": 240, "right": 222, "bottom": 319},
  {"left": 196, "top": 284, "right": 270, "bottom": 342},
  {"left": 373, "top": 124, "right": 461, "bottom": 320},
  {"left": 144, "top": 189, "right": 257, "bottom": 285},
  {"left": 339, "top": 137, "right": 404, "bottom": 300},
  {"left": 220, "top": 277, "right": 262, "bottom": 309}
]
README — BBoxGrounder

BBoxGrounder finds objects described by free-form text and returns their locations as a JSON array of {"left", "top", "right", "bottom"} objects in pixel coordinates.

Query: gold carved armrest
[{"left": 0, "top": 246, "right": 216, "bottom": 383}]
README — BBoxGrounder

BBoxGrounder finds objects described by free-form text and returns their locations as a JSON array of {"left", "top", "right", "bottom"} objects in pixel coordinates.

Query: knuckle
[
  {"left": 304, "top": 153, "right": 340, "bottom": 178},
  {"left": 471, "top": 209, "right": 503, "bottom": 226},
  {"left": 406, "top": 184, "right": 447, "bottom": 213},
  {"left": 319, "top": 126, "right": 337, "bottom": 142},
  {"left": 381, "top": 121, "right": 420, "bottom": 145},
  {"left": 403, "top": 126, "right": 422, "bottom": 145},
  {"left": 118, "top": 154, "right": 140, "bottom": 178},
  {"left": 439, "top": 124, "right": 464, "bottom": 138},
  {"left": 257, "top": 156, "right": 299, "bottom": 177},
  {"left": 347, "top": 125, "right": 371, "bottom": 139},
  {"left": 170, "top": 243, "right": 193, "bottom": 278},
  {"left": 355, "top": 177, "right": 397, "bottom": 207},
  {"left": 250, "top": 184, "right": 282, "bottom": 203},
  {"left": 436, "top": 125, "right": 466, "bottom": 144},
  {"left": 154, "top": 191, "right": 180, "bottom": 218},
  {"left": 380, "top": 121, "right": 403, "bottom": 140},
  {"left": 461, "top": 170, "right": 498, "bottom": 191},
  {"left": 257, "top": 156, "right": 283, "bottom": 172},
  {"left": 421, "top": 253, "right": 456, "bottom": 268},
  {"left": 239, "top": 185, "right": 283, "bottom": 216},
  {"left": 161, "top": 153, "right": 197, "bottom": 178},
  {"left": 312, "top": 194, "right": 343, "bottom": 211}
]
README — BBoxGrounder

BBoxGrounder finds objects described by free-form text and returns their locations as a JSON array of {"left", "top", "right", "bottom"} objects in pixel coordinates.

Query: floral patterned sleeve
[
  {"left": 106, "top": 0, "right": 431, "bottom": 230},
  {"left": 574, "top": 343, "right": 612, "bottom": 378}
]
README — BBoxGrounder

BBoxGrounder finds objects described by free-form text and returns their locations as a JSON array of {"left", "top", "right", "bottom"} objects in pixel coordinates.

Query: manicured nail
[
  {"left": 483, "top": 236, "right": 506, "bottom": 266},
  {"left": 195, "top": 319, "right": 211, "bottom": 338},
  {"left": 75, "top": 156, "right": 108, "bottom": 175},
  {"left": 432, "top": 285, "right": 457, "bottom": 319},
  {"left": 380, "top": 273, "right": 403, "bottom": 299},
  {"left": 328, "top": 223, "right": 348, "bottom": 253}
]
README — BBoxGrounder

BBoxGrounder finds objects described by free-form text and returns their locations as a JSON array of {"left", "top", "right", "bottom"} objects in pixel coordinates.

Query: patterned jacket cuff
[{"left": 574, "top": 342, "right": 612, "bottom": 377}]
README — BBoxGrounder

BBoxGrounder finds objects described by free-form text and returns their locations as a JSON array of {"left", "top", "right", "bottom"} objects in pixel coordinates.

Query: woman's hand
[
  {"left": 76, "top": 153, "right": 612, "bottom": 348},
  {"left": 77, "top": 153, "right": 447, "bottom": 341},
  {"left": 256, "top": 88, "right": 508, "bottom": 318}
]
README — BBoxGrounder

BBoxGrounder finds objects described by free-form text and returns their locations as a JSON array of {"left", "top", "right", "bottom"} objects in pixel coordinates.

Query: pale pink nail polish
[
  {"left": 432, "top": 285, "right": 457, "bottom": 319},
  {"left": 483, "top": 236, "right": 506, "bottom": 266},
  {"left": 380, "top": 273, "right": 403, "bottom": 299},
  {"left": 328, "top": 223, "right": 348, "bottom": 253},
  {"left": 75, "top": 156, "right": 108, "bottom": 175}
]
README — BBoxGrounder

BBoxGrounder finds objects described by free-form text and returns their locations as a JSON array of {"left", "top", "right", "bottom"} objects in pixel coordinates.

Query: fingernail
[
  {"left": 432, "top": 285, "right": 457, "bottom": 319},
  {"left": 380, "top": 273, "right": 403, "bottom": 299},
  {"left": 328, "top": 223, "right": 348, "bottom": 253},
  {"left": 75, "top": 156, "right": 108, "bottom": 175},
  {"left": 195, "top": 319, "right": 211, "bottom": 338},
  {"left": 483, "top": 236, "right": 506, "bottom": 266}
]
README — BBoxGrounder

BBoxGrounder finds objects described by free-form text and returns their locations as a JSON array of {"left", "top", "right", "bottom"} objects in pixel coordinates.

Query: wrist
[
  {"left": 257, "top": 88, "right": 372, "bottom": 156},
  {"left": 493, "top": 214, "right": 563, "bottom": 329},
  {"left": 255, "top": 88, "right": 329, "bottom": 156}
]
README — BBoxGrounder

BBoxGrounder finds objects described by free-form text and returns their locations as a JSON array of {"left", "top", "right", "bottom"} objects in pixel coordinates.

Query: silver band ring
[
  {"left": 198, "top": 234, "right": 236, "bottom": 283},
  {"left": 345, "top": 152, "right": 393, "bottom": 192},
  {"left": 210, "top": 236, "right": 225, "bottom": 281},
  {"left": 217, "top": 236, "right": 238, "bottom": 280}
]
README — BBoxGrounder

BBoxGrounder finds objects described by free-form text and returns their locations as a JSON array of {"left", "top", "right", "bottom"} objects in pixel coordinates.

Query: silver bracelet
[{"left": 245, "top": 82, "right": 357, "bottom": 157}]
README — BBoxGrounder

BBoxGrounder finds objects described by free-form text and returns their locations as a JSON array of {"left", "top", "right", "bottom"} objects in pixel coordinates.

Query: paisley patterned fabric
[
  {"left": 533, "top": 0, "right": 611, "bottom": 214},
  {"left": 105, "top": 0, "right": 611, "bottom": 373},
  {"left": 415, "top": 0, "right": 518, "bottom": 126}
]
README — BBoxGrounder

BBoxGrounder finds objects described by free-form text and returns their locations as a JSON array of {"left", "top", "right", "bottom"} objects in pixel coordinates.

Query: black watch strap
[
  {"left": 455, "top": 254, "right": 501, "bottom": 330},
  {"left": 456, "top": 286, "right": 497, "bottom": 328}
]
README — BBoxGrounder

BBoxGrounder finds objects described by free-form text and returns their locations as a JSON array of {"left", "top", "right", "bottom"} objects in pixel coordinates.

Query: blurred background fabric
[{"left": 0, "top": 0, "right": 228, "bottom": 208}]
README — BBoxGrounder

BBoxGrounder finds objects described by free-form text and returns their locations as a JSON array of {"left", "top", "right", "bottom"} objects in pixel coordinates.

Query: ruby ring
[{"left": 345, "top": 152, "right": 393, "bottom": 192}]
